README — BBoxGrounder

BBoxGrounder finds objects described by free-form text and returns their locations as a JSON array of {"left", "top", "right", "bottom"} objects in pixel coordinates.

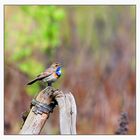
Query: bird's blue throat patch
[{"left": 56, "top": 66, "right": 62, "bottom": 76}]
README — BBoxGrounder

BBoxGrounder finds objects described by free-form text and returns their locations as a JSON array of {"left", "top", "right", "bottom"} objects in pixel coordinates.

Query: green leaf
[
  {"left": 12, "top": 47, "right": 32, "bottom": 61},
  {"left": 53, "top": 9, "right": 65, "bottom": 20},
  {"left": 19, "top": 62, "right": 30, "bottom": 74},
  {"left": 19, "top": 59, "right": 44, "bottom": 77}
]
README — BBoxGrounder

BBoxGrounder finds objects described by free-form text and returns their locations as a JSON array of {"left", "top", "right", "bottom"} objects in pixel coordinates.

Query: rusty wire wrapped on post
[{"left": 19, "top": 86, "right": 77, "bottom": 135}]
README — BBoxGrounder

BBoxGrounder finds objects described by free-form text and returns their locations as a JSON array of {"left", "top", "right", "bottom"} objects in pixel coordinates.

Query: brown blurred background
[{"left": 4, "top": 5, "right": 136, "bottom": 134}]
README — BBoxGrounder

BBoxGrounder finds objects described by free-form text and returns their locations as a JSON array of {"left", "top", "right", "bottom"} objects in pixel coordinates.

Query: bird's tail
[{"left": 27, "top": 78, "right": 38, "bottom": 85}]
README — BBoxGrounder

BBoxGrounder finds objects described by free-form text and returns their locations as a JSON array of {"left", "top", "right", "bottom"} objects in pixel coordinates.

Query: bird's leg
[{"left": 48, "top": 83, "right": 52, "bottom": 87}]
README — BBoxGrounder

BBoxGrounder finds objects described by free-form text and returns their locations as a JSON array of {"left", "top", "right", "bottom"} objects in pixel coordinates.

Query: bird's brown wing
[
  {"left": 27, "top": 68, "right": 54, "bottom": 85},
  {"left": 37, "top": 67, "right": 54, "bottom": 79}
]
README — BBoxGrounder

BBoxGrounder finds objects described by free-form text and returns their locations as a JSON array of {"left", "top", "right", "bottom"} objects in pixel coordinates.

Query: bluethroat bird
[{"left": 27, "top": 63, "right": 62, "bottom": 86}]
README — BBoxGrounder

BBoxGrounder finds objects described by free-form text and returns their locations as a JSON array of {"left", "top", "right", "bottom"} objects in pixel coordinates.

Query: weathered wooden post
[
  {"left": 19, "top": 86, "right": 58, "bottom": 134},
  {"left": 19, "top": 87, "right": 77, "bottom": 134},
  {"left": 55, "top": 90, "right": 77, "bottom": 134}
]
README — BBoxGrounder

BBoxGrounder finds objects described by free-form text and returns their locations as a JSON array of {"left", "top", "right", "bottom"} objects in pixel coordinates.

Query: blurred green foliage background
[
  {"left": 4, "top": 5, "right": 136, "bottom": 134},
  {"left": 5, "top": 6, "right": 65, "bottom": 96}
]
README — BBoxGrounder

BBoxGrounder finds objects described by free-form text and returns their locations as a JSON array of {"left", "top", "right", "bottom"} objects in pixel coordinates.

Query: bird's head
[{"left": 51, "top": 63, "right": 62, "bottom": 69}]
